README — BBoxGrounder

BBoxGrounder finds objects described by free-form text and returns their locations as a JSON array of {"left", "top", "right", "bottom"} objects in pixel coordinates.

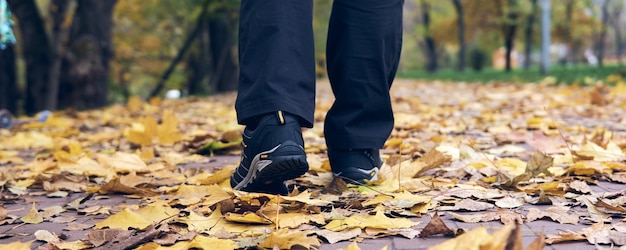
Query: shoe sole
[{"left": 233, "top": 141, "right": 308, "bottom": 190}]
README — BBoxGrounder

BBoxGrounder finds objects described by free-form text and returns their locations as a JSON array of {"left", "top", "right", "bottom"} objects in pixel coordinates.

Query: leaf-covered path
[{"left": 2, "top": 78, "right": 626, "bottom": 249}]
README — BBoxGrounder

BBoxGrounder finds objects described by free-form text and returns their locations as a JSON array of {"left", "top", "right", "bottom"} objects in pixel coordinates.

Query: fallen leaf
[
  {"left": 439, "top": 198, "right": 494, "bottom": 211},
  {"left": 87, "top": 228, "right": 134, "bottom": 247},
  {"left": 34, "top": 230, "right": 60, "bottom": 243},
  {"left": 316, "top": 228, "right": 362, "bottom": 244},
  {"left": 526, "top": 206, "right": 579, "bottom": 224},
  {"left": 0, "top": 241, "right": 32, "bottom": 250},
  {"left": 495, "top": 196, "right": 525, "bottom": 209},
  {"left": 339, "top": 241, "right": 361, "bottom": 250},
  {"left": 325, "top": 211, "right": 419, "bottom": 232},
  {"left": 94, "top": 208, "right": 153, "bottom": 230},
  {"left": 258, "top": 228, "right": 320, "bottom": 249},
  {"left": 21, "top": 203, "right": 44, "bottom": 224},
  {"left": 419, "top": 212, "right": 454, "bottom": 237}
]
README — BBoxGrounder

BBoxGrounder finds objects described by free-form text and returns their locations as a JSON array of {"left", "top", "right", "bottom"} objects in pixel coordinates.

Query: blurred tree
[
  {"left": 7, "top": 0, "right": 52, "bottom": 114},
  {"left": 451, "top": 0, "right": 466, "bottom": 71},
  {"left": 7, "top": 0, "right": 116, "bottom": 113},
  {"left": 420, "top": 0, "right": 438, "bottom": 72},
  {"left": 597, "top": 0, "right": 609, "bottom": 67},
  {"left": 523, "top": 0, "right": 538, "bottom": 70},
  {"left": 496, "top": 0, "right": 520, "bottom": 72},
  {"left": 610, "top": 1, "right": 624, "bottom": 64},
  {"left": 58, "top": 0, "right": 117, "bottom": 109},
  {"left": 0, "top": 44, "right": 17, "bottom": 113}
]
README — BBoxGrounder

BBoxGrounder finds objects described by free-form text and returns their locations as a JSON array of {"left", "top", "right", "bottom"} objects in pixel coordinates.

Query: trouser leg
[
  {"left": 235, "top": 0, "right": 316, "bottom": 127},
  {"left": 324, "top": 0, "right": 404, "bottom": 149}
]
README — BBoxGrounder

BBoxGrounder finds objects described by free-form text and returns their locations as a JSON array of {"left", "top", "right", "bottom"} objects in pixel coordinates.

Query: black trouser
[{"left": 236, "top": 0, "right": 403, "bottom": 149}]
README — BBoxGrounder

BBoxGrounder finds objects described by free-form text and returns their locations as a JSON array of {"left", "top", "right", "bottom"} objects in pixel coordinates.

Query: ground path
[{"left": 1, "top": 79, "right": 626, "bottom": 249}]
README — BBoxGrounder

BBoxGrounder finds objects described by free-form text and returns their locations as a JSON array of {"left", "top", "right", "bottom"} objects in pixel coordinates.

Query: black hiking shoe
[
  {"left": 230, "top": 111, "right": 309, "bottom": 195},
  {"left": 329, "top": 149, "right": 382, "bottom": 185}
]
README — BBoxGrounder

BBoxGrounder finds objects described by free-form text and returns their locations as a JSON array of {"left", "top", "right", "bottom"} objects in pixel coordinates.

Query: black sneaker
[
  {"left": 329, "top": 149, "right": 382, "bottom": 185},
  {"left": 230, "top": 111, "right": 309, "bottom": 195}
]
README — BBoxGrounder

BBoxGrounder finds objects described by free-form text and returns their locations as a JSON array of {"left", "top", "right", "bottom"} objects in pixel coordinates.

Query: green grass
[{"left": 397, "top": 64, "right": 626, "bottom": 85}]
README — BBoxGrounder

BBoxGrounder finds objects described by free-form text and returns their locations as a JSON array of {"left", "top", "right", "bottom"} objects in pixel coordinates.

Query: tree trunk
[
  {"left": 451, "top": 0, "right": 466, "bottom": 71},
  {"left": 596, "top": 0, "right": 609, "bottom": 67},
  {"left": 420, "top": 0, "right": 437, "bottom": 72},
  {"left": 46, "top": 0, "right": 73, "bottom": 111},
  {"left": 503, "top": 0, "right": 518, "bottom": 72},
  {"left": 58, "top": 0, "right": 117, "bottom": 110},
  {"left": 562, "top": 0, "right": 574, "bottom": 65},
  {"left": 523, "top": 0, "right": 538, "bottom": 70},
  {"left": 208, "top": 10, "right": 238, "bottom": 93},
  {"left": 0, "top": 45, "right": 18, "bottom": 113},
  {"left": 614, "top": 20, "right": 624, "bottom": 65},
  {"left": 7, "top": 0, "right": 52, "bottom": 114}
]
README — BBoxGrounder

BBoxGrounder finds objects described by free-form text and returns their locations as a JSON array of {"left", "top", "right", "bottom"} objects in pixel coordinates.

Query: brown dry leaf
[
  {"left": 65, "top": 222, "right": 94, "bottom": 231},
  {"left": 527, "top": 234, "right": 546, "bottom": 250},
  {"left": 596, "top": 199, "right": 626, "bottom": 213},
  {"left": 87, "top": 228, "right": 134, "bottom": 247},
  {"left": 419, "top": 212, "right": 454, "bottom": 237},
  {"left": 259, "top": 228, "right": 320, "bottom": 250},
  {"left": 21, "top": 203, "right": 43, "bottom": 224},
  {"left": 415, "top": 148, "right": 452, "bottom": 177},
  {"left": 325, "top": 176, "right": 348, "bottom": 195},
  {"left": 506, "top": 151, "right": 553, "bottom": 186},
  {"left": 526, "top": 206, "right": 579, "bottom": 224},
  {"left": 98, "top": 177, "right": 157, "bottom": 196},
  {"left": 545, "top": 231, "right": 586, "bottom": 244}
]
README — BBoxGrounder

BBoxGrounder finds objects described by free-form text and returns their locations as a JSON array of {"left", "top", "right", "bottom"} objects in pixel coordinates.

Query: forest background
[{"left": 0, "top": 0, "right": 624, "bottom": 116}]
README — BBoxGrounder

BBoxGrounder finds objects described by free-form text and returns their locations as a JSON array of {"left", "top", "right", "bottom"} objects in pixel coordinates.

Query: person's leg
[
  {"left": 231, "top": 0, "right": 314, "bottom": 194},
  {"left": 325, "top": 0, "right": 403, "bottom": 183},
  {"left": 236, "top": 0, "right": 316, "bottom": 128}
]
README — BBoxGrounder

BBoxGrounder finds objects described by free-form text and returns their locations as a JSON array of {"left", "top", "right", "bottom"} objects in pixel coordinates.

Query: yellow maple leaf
[
  {"left": 340, "top": 241, "right": 361, "bottom": 250},
  {"left": 258, "top": 228, "right": 320, "bottom": 249},
  {"left": 157, "top": 110, "right": 182, "bottom": 145},
  {"left": 280, "top": 190, "right": 331, "bottom": 206},
  {"left": 274, "top": 213, "right": 325, "bottom": 229},
  {"left": 21, "top": 203, "right": 43, "bottom": 224},
  {"left": 325, "top": 211, "right": 419, "bottom": 232},
  {"left": 0, "top": 241, "right": 32, "bottom": 250},
  {"left": 126, "top": 116, "right": 158, "bottom": 146},
  {"left": 94, "top": 208, "right": 153, "bottom": 230},
  {"left": 136, "top": 202, "right": 179, "bottom": 223},
  {"left": 224, "top": 212, "right": 272, "bottom": 225},
  {"left": 97, "top": 152, "right": 150, "bottom": 173},
  {"left": 160, "top": 235, "right": 237, "bottom": 250},
  {"left": 428, "top": 225, "right": 499, "bottom": 250}
]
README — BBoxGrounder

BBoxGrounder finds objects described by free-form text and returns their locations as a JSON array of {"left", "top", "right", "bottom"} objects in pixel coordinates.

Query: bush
[{"left": 469, "top": 47, "right": 487, "bottom": 72}]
